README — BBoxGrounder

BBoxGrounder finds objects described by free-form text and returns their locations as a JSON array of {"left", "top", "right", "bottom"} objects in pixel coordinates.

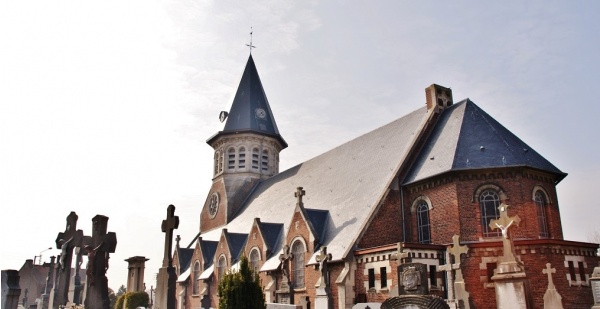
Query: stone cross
[
  {"left": 448, "top": 235, "right": 469, "bottom": 281},
  {"left": 53, "top": 211, "right": 83, "bottom": 308},
  {"left": 315, "top": 246, "right": 332, "bottom": 289},
  {"left": 84, "top": 215, "right": 117, "bottom": 309},
  {"left": 175, "top": 235, "right": 181, "bottom": 248},
  {"left": 161, "top": 205, "right": 180, "bottom": 268},
  {"left": 279, "top": 245, "right": 292, "bottom": 283},
  {"left": 543, "top": 263, "right": 556, "bottom": 289},
  {"left": 295, "top": 187, "right": 306, "bottom": 206},
  {"left": 392, "top": 242, "right": 410, "bottom": 264},
  {"left": 489, "top": 203, "right": 521, "bottom": 263}
]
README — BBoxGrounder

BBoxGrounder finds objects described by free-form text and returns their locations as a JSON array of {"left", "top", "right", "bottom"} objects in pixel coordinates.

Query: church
[{"left": 159, "top": 54, "right": 599, "bottom": 308}]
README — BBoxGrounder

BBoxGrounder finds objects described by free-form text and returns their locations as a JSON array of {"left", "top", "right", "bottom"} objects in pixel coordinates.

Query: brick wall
[
  {"left": 200, "top": 180, "right": 227, "bottom": 233},
  {"left": 358, "top": 190, "right": 404, "bottom": 248}
]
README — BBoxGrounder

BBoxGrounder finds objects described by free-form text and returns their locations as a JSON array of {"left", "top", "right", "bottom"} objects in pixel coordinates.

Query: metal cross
[
  {"left": 542, "top": 263, "right": 556, "bottom": 289},
  {"left": 295, "top": 187, "right": 306, "bottom": 206},
  {"left": 246, "top": 27, "right": 256, "bottom": 54}
]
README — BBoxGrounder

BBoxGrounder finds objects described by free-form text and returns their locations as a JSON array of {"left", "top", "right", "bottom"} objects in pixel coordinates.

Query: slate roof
[
  {"left": 200, "top": 240, "right": 218, "bottom": 268},
  {"left": 202, "top": 106, "right": 430, "bottom": 265},
  {"left": 177, "top": 248, "right": 194, "bottom": 273},
  {"left": 207, "top": 55, "right": 287, "bottom": 148},
  {"left": 258, "top": 222, "right": 284, "bottom": 255},
  {"left": 225, "top": 232, "right": 249, "bottom": 261},
  {"left": 403, "top": 100, "right": 566, "bottom": 184}
]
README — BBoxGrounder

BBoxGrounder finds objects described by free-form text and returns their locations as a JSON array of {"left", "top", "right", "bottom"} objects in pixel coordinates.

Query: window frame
[
  {"left": 291, "top": 240, "right": 305, "bottom": 288},
  {"left": 480, "top": 189, "right": 501, "bottom": 237}
]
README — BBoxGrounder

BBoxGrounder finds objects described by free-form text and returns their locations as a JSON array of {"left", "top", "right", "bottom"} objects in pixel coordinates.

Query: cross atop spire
[{"left": 246, "top": 27, "right": 256, "bottom": 54}]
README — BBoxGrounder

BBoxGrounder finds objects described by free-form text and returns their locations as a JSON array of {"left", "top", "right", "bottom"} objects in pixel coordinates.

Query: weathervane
[{"left": 246, "top": 27, "right": 256, "bottom": 54}]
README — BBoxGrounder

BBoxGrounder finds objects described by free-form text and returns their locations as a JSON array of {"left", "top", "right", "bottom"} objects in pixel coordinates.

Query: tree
[
  {"left": 217, "top": 255, "right": 266, "bottom": 309},
  {"left": 116, "top": 285, "right": 127, "bottom": 297},
  {"left": 108, "top": 288, "right": 116, "bottom": 309}
]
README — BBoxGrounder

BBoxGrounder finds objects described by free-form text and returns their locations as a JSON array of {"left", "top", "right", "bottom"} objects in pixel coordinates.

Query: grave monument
[
  {"left": 314, "top": 246, "right": 333, "bottom": 309},
  {"left": 381, "top": 262, "right": 449, "bottom": 309},
  {"left": 590, "top": 264, "right": 600, "bottom": 309},
  {"left": 54, "top": 211, "right": 84, "bottom": 308},
  {"left": 277, "top": 244, "right": 293, "bottom": 304},
  {"left": 542, "top": 263, "right": 563, "bottom": 309},
  {"left": 1, "top": 269, "right": 21, "bottom": 309},
  {"left": 83, "top": 215, "right": 117, "bottom": 309},
  {"left": 155, "top": 204, "right": 179, "bottom": 309},
  {"left": 489, "top": 203, "right": 531, "bottom": 309},
  {"left": 438, "top": 235, "right": 470, "bottom": 309}
]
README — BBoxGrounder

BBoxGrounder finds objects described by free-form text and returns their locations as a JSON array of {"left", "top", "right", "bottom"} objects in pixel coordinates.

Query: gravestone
[
  {"left": 37, "top": 256, "right": 56, "bottom": 309},
  {"left": 2, "top": 270, "right": 21, "bottom": 309},
  {"left": 68, "top": 246, "right": 85, "bottom": 305},
  {"left": 438, "top": 235, "right": 470, "bottom": 309},
  {"left": 590, "top": 264, "right": 600, "bottom": 309},
  {"left": 489, "top": 204, "right": 531, "bottom": 309},
  {"left": 381, "top": 262, "right": 449, "bottom": 309},
  {"left": 155, "top": 204, "right": 179, "bottom": 309},
  {"left": 125, "top": 256, "right": 149, "bottom": 292},
  {"left": 47, "top": 255, "right": 61, "bottom": 308},
  {"left": 542, "top": 263, "right": 563, "bottom": 309},
  {"left": 314, "top": 246, "right": 333, "bottom": 309},
  {"left": 83, "top": 215, "right": 117, "bottom": 309},
  {"left": 277, "top": 245, "right": 293, "bottom": 304},
  {"left": 54, "top": 211, "right": 84, "bottom": 308}
]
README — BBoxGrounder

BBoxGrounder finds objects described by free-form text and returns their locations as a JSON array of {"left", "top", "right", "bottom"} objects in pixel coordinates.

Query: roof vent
[{"left": 425, "top": 84, "right": 453, "bottom": 112}]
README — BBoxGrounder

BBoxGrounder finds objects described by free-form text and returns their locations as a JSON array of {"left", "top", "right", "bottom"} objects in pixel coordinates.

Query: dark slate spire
[{"left": 208, "top": 55, "right": 287, "bottom": 148}]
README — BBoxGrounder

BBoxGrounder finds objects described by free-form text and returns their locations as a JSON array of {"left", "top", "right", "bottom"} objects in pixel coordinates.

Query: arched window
[
  {"left": 480, "top": 189, "right": 501, "bottom": 237},
  {"left": 238, "top": 147, "right": 246, "bottom": 169},
  {"left": 535, "top": 191, "right": 549, "bottom": 238},
  {"left": 252, "top": 148, "right": 259, "bottom": 170},
  {"left": 217, "top": 255, "right": 227, "bottom": 281},
  {"left": 416, "top": 201, "right": 431, "bottom": 244},
  {"left": 227, "top": 148, "right": 236, "bottom": 170},
  {"left": 249, "top": 249, "right": 260, "bottom": 276},
  {"left": 192, "top": 261, "right": 200, "bottom": 295},
  {"left": 291, "top": 240, "right": 305, "bottom": 288},
  {"left": 261, "top": 150, "right": 269, "bottom": 172}
]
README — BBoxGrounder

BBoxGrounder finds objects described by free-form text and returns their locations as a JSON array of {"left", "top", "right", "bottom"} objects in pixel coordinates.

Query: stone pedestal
[
  {"left": 492, "top": 265, "right": 531, "bottom": 309},
  {"left": 2, "top": 270, "right": 21, "bottom": 309},
  {"left": 315, "top": 287, "right": 332, "bottom": 309},
  {"left": 454, "top": 276, "right": 470, "bottom": 309}
]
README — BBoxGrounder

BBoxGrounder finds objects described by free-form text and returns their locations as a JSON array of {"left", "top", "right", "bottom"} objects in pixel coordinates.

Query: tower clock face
[
  {"left": 255, "top": 108, "right": 266, "bottom": 119},
  {"left": 208, "top": 192, "right": 219, "bottom": 219}
]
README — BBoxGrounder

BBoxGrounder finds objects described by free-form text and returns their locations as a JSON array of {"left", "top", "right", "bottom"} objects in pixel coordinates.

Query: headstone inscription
[
  {"left": 155, "top": 204, "right": 179, "bottom": 309},
  {"left": 83, "top": 215, "right": 117, "bottom": 309},
  {"left": 381, "top": 262, "right": 449, "bottom": 309},
  {"left": 54, "top": 211, "right": 83, "bottom": 308},
  {"left": 542, "top": 263, "right": 563, "bottom": 309},
  {"left": 590, "top": 263, "right": 600, "bottom": 309}
]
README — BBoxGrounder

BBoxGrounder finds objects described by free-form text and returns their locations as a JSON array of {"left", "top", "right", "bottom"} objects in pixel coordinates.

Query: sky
[{"left": 1, "top": 0, "right": 599, "bottom": 292}]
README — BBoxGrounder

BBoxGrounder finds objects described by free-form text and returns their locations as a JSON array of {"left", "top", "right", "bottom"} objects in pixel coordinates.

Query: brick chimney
[{"left": 425, "top": 84, "right": 453, "bottom": 113}]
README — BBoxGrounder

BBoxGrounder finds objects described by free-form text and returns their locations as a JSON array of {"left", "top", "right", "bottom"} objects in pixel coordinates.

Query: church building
[{"left": 165, "top": 54, "right": 598, "bottom": 308}]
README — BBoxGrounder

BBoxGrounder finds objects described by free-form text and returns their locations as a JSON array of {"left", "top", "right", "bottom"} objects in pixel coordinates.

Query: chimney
[{"left": 425, "top": 84, "right": 453, "bottom": 113}]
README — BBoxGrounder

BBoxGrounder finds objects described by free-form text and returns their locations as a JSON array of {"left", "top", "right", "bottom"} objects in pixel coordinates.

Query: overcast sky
[{"left": 1, "top": 1, "right": 599, "bottom": 291}]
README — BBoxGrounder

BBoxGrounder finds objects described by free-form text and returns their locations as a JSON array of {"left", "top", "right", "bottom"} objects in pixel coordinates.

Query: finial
[{"left": 246, "top": 27, "right": 256, "bottom": 54}]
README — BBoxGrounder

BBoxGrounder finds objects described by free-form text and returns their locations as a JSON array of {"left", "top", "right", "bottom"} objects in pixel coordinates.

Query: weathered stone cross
[
  {"left": 161, "top": 204, "right": 179, "bottom": 267},
  {"left": 392, "top": 242, "right": 410, "bottom": 263},
  {"left": 53, "top": 211, "right": 84, "bottom": 308},
  {"left": 279, "top": 245, "right": 292, "bottom": 280},
  {"left": 543, "top": 263, "right": 556, "bottom": 289},
  {"left": 295, "top": 187, "right": 306, "bottom": 206},
  {"left": 315, "top": 246, "right": 332, "bottom": 289},
  {"left": 448, "top": 235, "right": 469, "bottom": 281},
  {"left": 490, "top": 203, "right": 521, "bottom": 263},
  {"left": 84, "top": 215, "right": 117, "bottom": 309}
]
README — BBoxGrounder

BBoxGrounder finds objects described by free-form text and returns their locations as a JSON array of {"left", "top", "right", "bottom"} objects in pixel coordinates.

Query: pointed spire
[{"left": 208, "top": 55, "right": 287, "bottom": 148}]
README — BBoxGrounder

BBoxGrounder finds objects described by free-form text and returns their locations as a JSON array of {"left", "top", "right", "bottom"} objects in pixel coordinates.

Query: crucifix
[
  {"left": 543, "top": 263, "right": 557, "bottom": 290},
  {"left": 295, "top": 187, "right": 305, "bottom": 206},
  {"left": 53, "top": 212, "right": 83, "bottom": 308},
  {"left": 315, "top": 246, "right": 332, "bottom": 289},
  {"left": 246, "top": 27, "right": 256, "bottom": 54},
  {"left": 83, "top": 215, "right": 117, "bottom": 309},
  {"left": 278, "top": 244, "right": 294, "bottom": 303},
  {"left": 162, "top": 204, "right": 180, "bottom": 267},
  {"left": 489, "top": 203, "right": 521, "bottom": 263}
]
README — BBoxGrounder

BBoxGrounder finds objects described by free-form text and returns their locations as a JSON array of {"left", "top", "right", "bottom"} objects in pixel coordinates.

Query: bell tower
[{"left": 201, "top": 54, "right": 287, "bottom": 232}]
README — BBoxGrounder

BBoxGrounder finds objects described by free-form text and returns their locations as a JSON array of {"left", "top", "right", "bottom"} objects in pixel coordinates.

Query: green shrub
[
  {"left": 217, "top": 255, "right": 266, "bottom": 309},
  {"left": 113, "top": 291, "right": 149, "bottom": 309}
]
